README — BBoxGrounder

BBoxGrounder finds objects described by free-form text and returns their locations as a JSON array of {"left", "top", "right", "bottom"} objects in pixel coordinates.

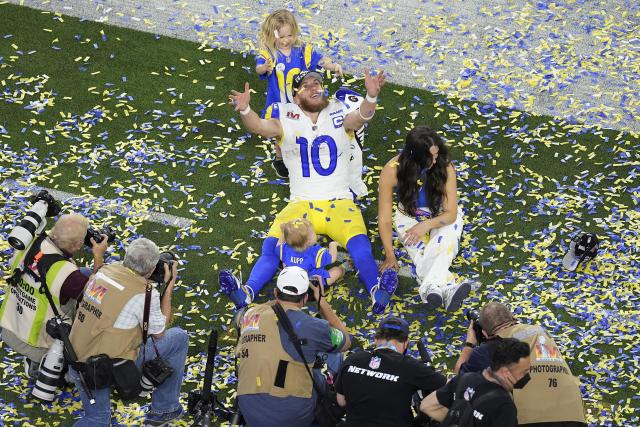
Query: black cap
[
  {"left": 378, "top": 316, "right": 410, "bottom": 336},
  {"left": 292, "top": 71, "right": 324, "bottom": 96}
]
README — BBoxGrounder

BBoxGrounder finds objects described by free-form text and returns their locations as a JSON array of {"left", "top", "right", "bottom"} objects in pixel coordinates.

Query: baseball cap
[
  {"left": 378, "top": 316, "right": 410, "bottom": 336},
  {"left": 292, "top": 71, "right": 324, "bottom": 96},
  {"left": 562, "top": 232, "right": 599, "bottom": 271},
  {"left": 276, "top": 266, "right": 310, "bottom": 295}
]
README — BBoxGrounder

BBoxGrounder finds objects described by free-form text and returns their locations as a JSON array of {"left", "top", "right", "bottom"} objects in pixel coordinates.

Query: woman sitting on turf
[{"left": 377, "top": 125, "right": 470, "bottom": 311}]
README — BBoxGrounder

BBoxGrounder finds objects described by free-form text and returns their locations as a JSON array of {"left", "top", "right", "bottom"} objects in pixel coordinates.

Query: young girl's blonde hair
[
  {"left": 259, "top": 9, "right": 301, "bottom": 59},
  {"left": 281, "top": 218, "right": 313, "bottom": 252}
]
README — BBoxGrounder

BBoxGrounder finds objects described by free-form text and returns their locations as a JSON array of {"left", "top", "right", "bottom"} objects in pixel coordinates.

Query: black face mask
[{"left": 513, "top": 373, "right": 531, "bottom": 389}]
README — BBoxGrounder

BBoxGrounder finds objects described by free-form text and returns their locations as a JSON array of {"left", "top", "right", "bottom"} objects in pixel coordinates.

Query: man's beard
[{"left": 299, "top": 95, "right": 329, "bottom": 113}]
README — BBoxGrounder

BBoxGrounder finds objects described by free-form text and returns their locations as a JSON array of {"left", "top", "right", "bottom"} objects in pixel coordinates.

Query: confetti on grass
[{"left": 0, "top": 2, "right": 638, "bottom": 426}]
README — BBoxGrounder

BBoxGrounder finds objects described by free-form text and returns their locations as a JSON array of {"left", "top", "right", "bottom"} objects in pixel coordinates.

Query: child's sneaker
[
  {"left": 218, "top": 270, "right": 252, "bottom": 309},
  {"left": 371, "top": 269, "right": 398, "bottom": 314},
  {"left": 271, "top": 157, "right": 289, "bottom": 178}
]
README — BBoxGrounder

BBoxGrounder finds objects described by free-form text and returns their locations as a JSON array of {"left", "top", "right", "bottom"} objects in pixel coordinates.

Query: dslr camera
[
  {"left": 8, "top": 190, "right": 61, "bottom": 250},
  {"left": 466, "top": 309, "right": 485, "bottom": 344},
  {"left": 149, "top": 251, "right": 178, "bottom": 284},
  {"left": 307, "top": 276, "right": 323, "bottom": 302},
  {"left": 84, "top": 225, "right": 116, "bottom": 247},
  {"left": 140, "top": 356, "right": 174, "bottom": 396},
  {"left": 32, "top": 317, "right": 72, "bottom": 402}
]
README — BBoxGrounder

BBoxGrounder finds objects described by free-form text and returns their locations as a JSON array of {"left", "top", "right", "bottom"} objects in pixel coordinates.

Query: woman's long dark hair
[{"left": 396, "top": 126, "right": 451, "bottom": 217}]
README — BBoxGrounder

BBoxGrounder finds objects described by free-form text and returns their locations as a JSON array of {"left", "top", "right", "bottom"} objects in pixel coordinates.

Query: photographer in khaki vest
[
  {"left": 453, "top": 302, "right": 586, "bottom": 427},
  {"left": 235, "top": 266, "right": 351, "bottom": 427},
  {"left": 0, "top": 213, "right": 108, "bottom": 379},
  {"left": 68, "top": 238, "right": 188, "bottom": 427}
]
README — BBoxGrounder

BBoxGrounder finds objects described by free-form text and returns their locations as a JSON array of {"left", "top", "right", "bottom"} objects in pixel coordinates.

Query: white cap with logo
[{"left": 277, "top": 266, "right": 310, "bottom": 296}]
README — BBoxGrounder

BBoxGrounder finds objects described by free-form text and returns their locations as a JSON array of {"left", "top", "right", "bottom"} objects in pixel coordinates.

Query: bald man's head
[
  {"left": 479, "top": 302, "right": 515, "bottom": 335},
  {"left": 49, "top": 214, "right": 89, "bottom": 253}
]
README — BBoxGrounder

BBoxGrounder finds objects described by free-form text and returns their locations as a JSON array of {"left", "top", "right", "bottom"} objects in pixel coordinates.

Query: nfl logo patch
[{"left": 369, "top": 356, "right": 381, "bottom": 370}]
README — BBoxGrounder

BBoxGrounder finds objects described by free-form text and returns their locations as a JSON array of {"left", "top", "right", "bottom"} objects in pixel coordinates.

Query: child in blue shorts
[{"left": 277, "top": 218, "right": 345, "bottom": 287}]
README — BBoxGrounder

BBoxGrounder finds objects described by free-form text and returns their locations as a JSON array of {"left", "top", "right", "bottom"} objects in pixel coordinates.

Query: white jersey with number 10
[{"left": 272, "top": 100, "right": 354, "bottom": 201}]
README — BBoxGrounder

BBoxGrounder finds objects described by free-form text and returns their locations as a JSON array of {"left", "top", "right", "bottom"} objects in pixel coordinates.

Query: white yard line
[
  {"left": 2, "top": 179, "right": 193, "bottom": 228},
  {"left": 3, "top": 179, "right": 421, "bottom": 277}
]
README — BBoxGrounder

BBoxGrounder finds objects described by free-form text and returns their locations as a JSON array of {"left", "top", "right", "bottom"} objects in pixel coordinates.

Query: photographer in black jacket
[{"left": 336, "top": 317, "right": 446, "bottom": 426}]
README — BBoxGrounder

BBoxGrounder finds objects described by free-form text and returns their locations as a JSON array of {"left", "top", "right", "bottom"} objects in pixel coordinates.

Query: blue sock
[
  {"left": 346, "top": 234, "right": 378, "bottom": 294},
  {"left": 246, "top": 237, "right": 279, "bottom": 297}
]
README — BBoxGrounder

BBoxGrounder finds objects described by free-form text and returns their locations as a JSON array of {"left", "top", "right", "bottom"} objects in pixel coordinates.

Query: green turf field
[{"left": 0, "top": 3, "right": 638, "bottom": 426}]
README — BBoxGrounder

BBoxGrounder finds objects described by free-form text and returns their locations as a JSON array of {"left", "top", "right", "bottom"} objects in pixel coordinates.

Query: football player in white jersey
[{"left": 221, "top": 70, "right": 397, "bottom": 314}]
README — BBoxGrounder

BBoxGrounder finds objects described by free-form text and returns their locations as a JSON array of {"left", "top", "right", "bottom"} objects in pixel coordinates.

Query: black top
[
  {"left": 459, "top": 338, "right": 501, "bottom": 374},
  {"left": 336, "top": 348, "right": 446, "bottom": 427},
  {"left": 436, "top": 372, "right": 517, "bottom": 427}
]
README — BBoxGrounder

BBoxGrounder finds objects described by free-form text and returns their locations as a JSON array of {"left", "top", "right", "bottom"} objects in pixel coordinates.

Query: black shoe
[{"left": 271, "top": 158, "right": 289, "bottom": 178}]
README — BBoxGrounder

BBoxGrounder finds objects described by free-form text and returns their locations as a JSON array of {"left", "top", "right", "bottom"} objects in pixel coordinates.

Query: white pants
[{"left": 393, "top": 207, "right": 464, "bottom": 300}]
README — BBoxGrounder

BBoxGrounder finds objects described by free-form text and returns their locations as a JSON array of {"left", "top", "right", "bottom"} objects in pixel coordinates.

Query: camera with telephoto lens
[
  {"left": 84, "top": 225, "right": 116, "bottom": 248},
  {"left": 139, "top": 356, "right": 174, "bottom": 396},
  {"left": 8, "top": 190, "right": 61, "bottom": 251},
  {"left": 466, "top": 309, "right": 485, "bottom": 344},
  {"left": 32, "top": 317, "right": 72, "bottom": 402},
  {"left": 149, "top": 251, "right": 177, "bottom": 284},
  {"left": 45, "top": 316, "right": 72, "bottom": 340}
]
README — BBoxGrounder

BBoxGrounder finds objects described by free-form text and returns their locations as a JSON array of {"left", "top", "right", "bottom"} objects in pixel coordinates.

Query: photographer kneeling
[
  {"left": 234, "top": 266, "right": 351, "bottom": 427},
  {"left": 453, "top": 302, "right": 586, "bottom": 427},
  {"left": 0, "top": 213, "right": 108, "bottom": 380},
  {"left": 68, "top": 238, "right": 188, "bottom": 427}
]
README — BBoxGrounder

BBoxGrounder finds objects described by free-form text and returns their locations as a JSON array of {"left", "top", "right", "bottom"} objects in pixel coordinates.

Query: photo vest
[
  {"left": 0, "top": 237, "right": 77, "bottom": 348},
  {"left": 497, "top": 324, "right": 586, "bottom": 424},
  {"left": 69, "top": 263, "right": 147, "bottom": 362},
  {"left": 236, "top": 303, "right": 314, "bottom": 398}
]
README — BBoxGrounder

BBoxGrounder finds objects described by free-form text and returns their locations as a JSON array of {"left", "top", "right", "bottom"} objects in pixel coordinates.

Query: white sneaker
[
  {"left": 420, "top": 285, "right": 444, "bottom": 309},
  {"left": 443, "top": 281, "right": 471, "bottom": 312}
]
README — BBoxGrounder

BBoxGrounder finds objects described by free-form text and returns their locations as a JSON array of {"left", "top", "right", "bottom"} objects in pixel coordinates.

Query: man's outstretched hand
[
  {"left": 229, "top": 82, "right": 251, "bottom": 112},
  {"left": 364, "top": 69, "right": 386, "bottom": 98}
]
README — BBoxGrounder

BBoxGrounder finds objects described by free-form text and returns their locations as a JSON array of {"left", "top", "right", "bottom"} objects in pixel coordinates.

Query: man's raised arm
[
  {"left": 229, "top": 82, "right": 282, "bottom": 139},
  {"left": 343, "top": 69, "right": 386, "bottom": 131}
]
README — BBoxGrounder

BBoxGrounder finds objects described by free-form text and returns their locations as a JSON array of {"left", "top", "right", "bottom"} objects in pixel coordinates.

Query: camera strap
[
  {"left": 141, "top": 281, "right": 153, "bottom": 360},
  {"left": 271, "top": 303, "right": 324, "bottom": 397},
  {"left": 140, "top": 282, "right": 164, "bottom": 360},
  {"left": 23, "top": 235, "right": 69, "bottom": 318}
]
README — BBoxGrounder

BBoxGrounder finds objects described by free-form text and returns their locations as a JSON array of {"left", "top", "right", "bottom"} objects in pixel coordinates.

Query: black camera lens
[
  {"left": 466, "top": 309, "right": 480, "bottom": 322},
  {"left": 150, "top": 251, "right": 177, "bottom": 283},
  {"left": 84, "top": 225, "right": 116, "bottom": 247},
  {"left": 306, "top": 277, "right": 322, "bottom": 302}
]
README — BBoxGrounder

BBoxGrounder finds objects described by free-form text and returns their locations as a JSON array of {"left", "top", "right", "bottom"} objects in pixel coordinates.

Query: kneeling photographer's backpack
[{"left": 439, "top": 374, "right": 503, "bottom": 427}]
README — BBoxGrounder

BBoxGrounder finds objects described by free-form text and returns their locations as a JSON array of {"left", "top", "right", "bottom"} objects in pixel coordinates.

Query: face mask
[{"left": 512, "top": 373, "right": 531, "bottom": 389}]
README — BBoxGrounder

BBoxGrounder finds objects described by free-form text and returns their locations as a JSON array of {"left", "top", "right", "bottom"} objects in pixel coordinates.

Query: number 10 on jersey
[{"left": 296, "top": 135, "right": 338, "bottom": 177}]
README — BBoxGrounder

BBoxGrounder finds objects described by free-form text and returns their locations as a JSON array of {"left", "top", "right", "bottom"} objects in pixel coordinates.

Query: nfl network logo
[{"left": 369, "top": 356, "right": 381, "bottom": 370}]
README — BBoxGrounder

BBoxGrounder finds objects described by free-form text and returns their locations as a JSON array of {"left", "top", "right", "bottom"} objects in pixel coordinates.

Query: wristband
[
  {"left": 239, "top": 106, "right": 251, "bottom": 116},
  {"left": 358, "top": 108, "right": 375, "bottom": 121},
  {"left": 365, "top": 93, "right": 378, "bottom": 103},
  {"left": 464, "top": 341, "right": 476, "bottom": 349}
]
